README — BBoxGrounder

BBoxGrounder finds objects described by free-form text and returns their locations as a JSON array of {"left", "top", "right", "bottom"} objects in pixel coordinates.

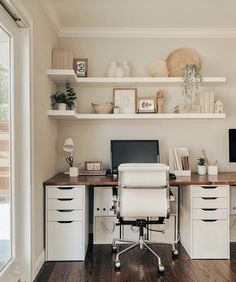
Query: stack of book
[
  {"left": 169, "top": 147, "right": 191, "bottom": 176},
  {"left": 199, "top": 91, "right": 215, "bottom": 113}
]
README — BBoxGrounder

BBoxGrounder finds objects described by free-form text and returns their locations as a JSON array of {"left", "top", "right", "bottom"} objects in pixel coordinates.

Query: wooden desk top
[{"left": 43, "top": 172, "right": 236, "bottom": 187}]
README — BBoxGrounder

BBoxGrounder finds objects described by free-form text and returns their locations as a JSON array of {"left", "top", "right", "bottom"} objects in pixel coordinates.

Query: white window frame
[{"left": 0, "top": 3, "right": 32, "bottom": 282}]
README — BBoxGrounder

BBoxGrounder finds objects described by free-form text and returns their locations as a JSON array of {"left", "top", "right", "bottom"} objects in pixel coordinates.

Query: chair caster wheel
[
  {"left": 158, "top": 264, "right": 165, "bottom": 273},
  {"left": 115, "top": 260, "right": 121, "bottom": 268},
  {"left": 111, "top": 246, "right": 117, "bottom": 253},
  {"left": 172, "top": 249, "right": 178, "bottom": 256}
]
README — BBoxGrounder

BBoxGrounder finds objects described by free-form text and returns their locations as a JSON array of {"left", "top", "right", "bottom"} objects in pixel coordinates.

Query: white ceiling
[{"left": 42, "top": 0, "right": 236, "bottom": 29}]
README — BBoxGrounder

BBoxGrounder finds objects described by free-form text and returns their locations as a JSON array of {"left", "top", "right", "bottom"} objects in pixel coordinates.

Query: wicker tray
[{"left": 91, "top": 102, "right": 113, "bottom": 114}]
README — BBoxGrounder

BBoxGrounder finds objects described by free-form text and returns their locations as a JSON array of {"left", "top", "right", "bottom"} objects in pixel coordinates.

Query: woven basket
[{"left": 91, "top": 102, "right": 113, "bottom": 114}]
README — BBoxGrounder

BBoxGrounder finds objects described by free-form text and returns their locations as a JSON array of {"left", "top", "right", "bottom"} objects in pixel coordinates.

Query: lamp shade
[{"left": 63, "top": 137, "right": 74, "bottom": 152}]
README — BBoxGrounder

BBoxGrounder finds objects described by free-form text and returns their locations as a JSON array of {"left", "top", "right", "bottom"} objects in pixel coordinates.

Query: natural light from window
[{"left": 0, "top": 25, "right": 11, "bottom": 272}]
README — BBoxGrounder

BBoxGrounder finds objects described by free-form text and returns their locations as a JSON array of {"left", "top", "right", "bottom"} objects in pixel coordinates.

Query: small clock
[{"left": 85, "top": 161, "right": 102, "bottom": 171}]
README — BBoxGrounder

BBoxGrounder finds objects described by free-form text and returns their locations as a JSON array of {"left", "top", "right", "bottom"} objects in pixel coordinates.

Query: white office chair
[{"left": 112, "top": 163, "right": 178, "bottom": 273}]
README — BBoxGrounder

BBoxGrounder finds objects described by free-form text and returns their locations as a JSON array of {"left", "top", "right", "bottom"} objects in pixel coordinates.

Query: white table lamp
[
  {"left": 63, "top": 137, "right": 74, "bottom": 153},
  {"left": 63, "top": 137, "right": 75, "bottom": 174}
]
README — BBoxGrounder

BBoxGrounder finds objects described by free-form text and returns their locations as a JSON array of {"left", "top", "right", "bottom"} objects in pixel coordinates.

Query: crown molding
[
  {"left": 58, "top": 27, "right": 236, "bottom": 38},
  {"left": 39, "top": 1, "right": 236, "bottom": 39},
  {"left": 40, "top": 0, "right": 63, "bottom": 35}
]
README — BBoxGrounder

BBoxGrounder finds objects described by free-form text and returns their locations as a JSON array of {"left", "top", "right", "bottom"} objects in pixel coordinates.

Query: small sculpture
[
  {"left": 156, "top": 90, "right": 165, "bottom": 113},
  {"left": 214, "top": 100, "right": 224, "bottom": 113}
]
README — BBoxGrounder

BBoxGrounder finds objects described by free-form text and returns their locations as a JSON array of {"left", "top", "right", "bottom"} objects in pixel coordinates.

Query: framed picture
[
  {"left": 137, "top": 97, "right": 156, "bottom": 113},
  {"left": 113, "top": 88, "right": 137, "bottom": 114},
  {"left": 73, "top": 58, "right": 88, "bottom": 77}
]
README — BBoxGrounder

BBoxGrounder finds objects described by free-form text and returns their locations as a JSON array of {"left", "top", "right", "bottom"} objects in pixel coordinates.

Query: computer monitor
[
  {"left": 229, "top": 129, "right": 236, "bottom": 162},
  {"left": 111, "top": 140, "right": 160, "bottom": 174}
]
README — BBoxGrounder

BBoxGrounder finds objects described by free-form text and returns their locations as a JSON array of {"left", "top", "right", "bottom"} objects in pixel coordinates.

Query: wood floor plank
[{"left": 34, "top": 243, "right": 236, "bottom": 282}]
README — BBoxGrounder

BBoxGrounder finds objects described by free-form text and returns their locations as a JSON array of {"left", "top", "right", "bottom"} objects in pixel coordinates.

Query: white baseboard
[{"left": 33, "top": 250, "right": 45, "bottom": 280}]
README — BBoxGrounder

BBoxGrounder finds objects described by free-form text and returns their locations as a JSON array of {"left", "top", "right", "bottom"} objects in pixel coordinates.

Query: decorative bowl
[{"left": 91, "top": 102, "right": 114, "bottom": 114}]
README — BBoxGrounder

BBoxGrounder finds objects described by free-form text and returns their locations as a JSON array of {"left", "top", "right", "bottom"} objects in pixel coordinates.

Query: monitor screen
[
  {"left": 229, "top": 129, "right": 236, "bottom": 162},
  {"left": 111, "top": 140, "right": 160, "bottom": 174}
]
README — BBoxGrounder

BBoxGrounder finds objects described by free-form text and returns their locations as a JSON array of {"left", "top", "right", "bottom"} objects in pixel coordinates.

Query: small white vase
[
  {"left": 58, "top": 103, "right": 67, "bottom": 110},
  {"left": 115, "top": 66, "right": 125, "bottom": 77},
  {"left": 106, "top": 61, "right": 117, "bottom": 77},
  {"left": 122, "top": 61, "right": 130, "bottom": 77},
  {"left": 198, "top": 165, "right": 206, "bottom": 175},
  {"left": 208, "top": 165, "right": 218, "bottom": 175}
]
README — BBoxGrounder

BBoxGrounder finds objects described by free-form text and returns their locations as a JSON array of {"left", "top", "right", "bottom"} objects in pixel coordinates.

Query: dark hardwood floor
[{"left": 35, "top": 243, "right": 236, "bottom": 282}]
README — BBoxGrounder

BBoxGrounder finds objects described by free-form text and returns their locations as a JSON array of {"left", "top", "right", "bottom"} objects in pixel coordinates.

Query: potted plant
[
  {"left": 197, "top": 157, "right": 206, "bottom": 175},
  {"left": 51, "top": 83, "right": 77, "bottom": 110},
  {"left": 183, "top": 64, "right": 202, "bottom": 110}
]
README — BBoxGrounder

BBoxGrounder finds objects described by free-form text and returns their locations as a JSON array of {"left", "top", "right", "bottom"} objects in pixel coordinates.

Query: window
[{"left": 0, "top": 25, "right": 11, "bottom": 272}]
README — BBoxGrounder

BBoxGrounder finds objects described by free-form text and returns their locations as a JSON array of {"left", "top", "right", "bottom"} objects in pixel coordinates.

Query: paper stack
[
  {"left": 199, "top": 91, "right": 215, "bottom": 113},
  {"left": 169, "top": 148, "right": 191, "bottom": 176}
]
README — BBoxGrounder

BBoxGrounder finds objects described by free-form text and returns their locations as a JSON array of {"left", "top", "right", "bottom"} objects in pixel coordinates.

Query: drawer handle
[
  {"left": 57, "top": 187, "right": 74, "bottom": 190},
  {"left": 201, "top": 186, "right": 217, "bottom": 189},
  {"left": 57, "top": 210, "right": 74, "bottom": 212},
  {"left": 57, "top": 221, "right": 73, "bottom": 224},
  {"left": 57, "top": 198, "right": 73, "bottom": 201},
  {"left": 202, "top": 219, "right": 217, "bottom": 222},
  {"left": 201, "top": 197, "right": 217, "bottom": 200},
  {"left": 201, "top": 208, "right": 217, "bottom": 211}
]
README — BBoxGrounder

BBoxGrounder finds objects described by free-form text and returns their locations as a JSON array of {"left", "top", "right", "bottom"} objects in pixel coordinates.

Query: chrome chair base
[{"left": 112, "top": 236, "right": 178, "bottom": 273}]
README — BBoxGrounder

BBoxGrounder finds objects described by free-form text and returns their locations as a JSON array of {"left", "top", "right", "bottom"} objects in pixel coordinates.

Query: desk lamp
[{"left": 63, "top": 137, "right": 74, "bottom": 174}]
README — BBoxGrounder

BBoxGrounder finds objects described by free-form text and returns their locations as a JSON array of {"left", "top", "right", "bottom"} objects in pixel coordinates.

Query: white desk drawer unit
[
  {"left": 47, "top": 186, "right": 83, "bottom": 199},
  {"left": 192, "top": 208, "right": 228, "bottom": 220},
  {"left": 191, "top": 185, "right": 228, "bottom": 198},
  {"left": 180, "top": 185, "right": 230, "bottom": 259},
  {"left": 47, "top": 210, "right": 83, "bottom": 221},
  {"left": 192, "top": 197, "right": 228, "bottom": 208},
  {"left": 45, "top": 185, "right": 88, "bottom": 261}
]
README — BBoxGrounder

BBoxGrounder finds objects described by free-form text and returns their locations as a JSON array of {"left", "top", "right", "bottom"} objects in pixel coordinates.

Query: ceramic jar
[
  {"left": 58, "top": 103, "right": 67, "bottom": 110},
  {"left": 122, "top": 61, "right": 130, "bottom": 77},
  {"left": 207, "top": 166, "right": 218, "bottom": 175},
  {"left": 106, "top": 61, "right": 117, "bottom": 77},
  {"left": 115, "top": 66, "right": 124, "bottom": 77},
  {"left": 198, "top": 165, "right": 206, "bottom": 175}
]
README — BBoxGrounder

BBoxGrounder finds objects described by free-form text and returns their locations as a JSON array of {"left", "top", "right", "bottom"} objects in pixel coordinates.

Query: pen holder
[
  {"left": 207, "top": 165, "right": 218, "bottom": 175},
  {"left": 69, "top": 167, "right": 78, "bottom": 177}
]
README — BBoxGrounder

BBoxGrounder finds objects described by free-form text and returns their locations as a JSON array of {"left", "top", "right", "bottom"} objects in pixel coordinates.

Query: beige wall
[
  {"left": 20, "top": 0, "right": 59, "bottom": 276},
  {"left": 58, "top": 37, "right": 236, "bottom": 173}
]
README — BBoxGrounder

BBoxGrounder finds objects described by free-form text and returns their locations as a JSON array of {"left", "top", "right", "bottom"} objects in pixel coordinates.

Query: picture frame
[
  {"left": 73, "top": 58, "right": 88, "bottom": 77},
  {"left": 113, "top": 88, "right": 137, "bottom": 114},
  {"left": 137, "top": 97, "right": 157, "bottom": 113}
]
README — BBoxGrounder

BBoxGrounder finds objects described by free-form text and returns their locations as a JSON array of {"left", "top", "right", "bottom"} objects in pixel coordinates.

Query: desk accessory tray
[{"left": 79, "top": 169, "right": 107, "bottom": 176}]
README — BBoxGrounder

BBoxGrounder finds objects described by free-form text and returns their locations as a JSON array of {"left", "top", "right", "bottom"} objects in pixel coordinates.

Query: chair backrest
[{"left": 118, "top": 163, "right": 169, "bottom": 218}]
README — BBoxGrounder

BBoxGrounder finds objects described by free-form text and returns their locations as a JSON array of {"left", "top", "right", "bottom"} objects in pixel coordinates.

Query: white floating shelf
[
  {"left": 47, "top": 69, "right": 226, "bottom": 86},
  {"left": 48, "top": 110, "right": 226, "bottom": 120}
]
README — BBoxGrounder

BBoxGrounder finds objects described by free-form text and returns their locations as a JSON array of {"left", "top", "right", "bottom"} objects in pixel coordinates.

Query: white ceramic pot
[
  {"left": 207, "top": 165, "right": 218, "bottom": 175},
  {"left": 69, "top": 167, "right": 78, "bottom": 177},
  {"left": 198, "top": 165, "right": 206, "bottom": 175},
  {"left": 58, "top": 103, "right": 67, "bottom": 110}
]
